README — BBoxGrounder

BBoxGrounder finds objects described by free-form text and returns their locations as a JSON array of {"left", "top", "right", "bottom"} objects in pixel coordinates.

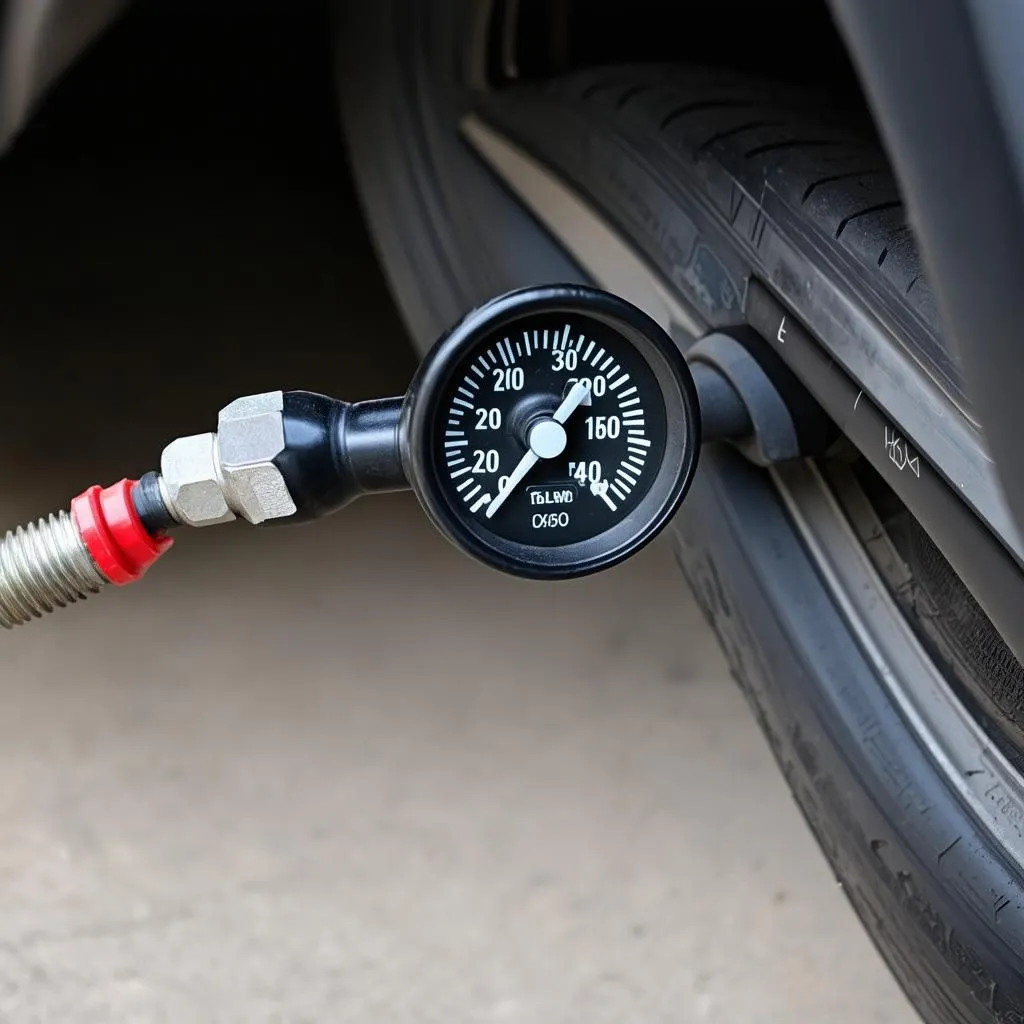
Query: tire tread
[{"left": 552, "top": 66, "right": 947, "bottom": 378}]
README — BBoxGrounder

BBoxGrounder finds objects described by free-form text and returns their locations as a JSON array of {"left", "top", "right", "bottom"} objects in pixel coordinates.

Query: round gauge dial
[
  {"left": 438, "top": 313, "right": 666, "bottom": 545},
  {"left": 402, "top": 286, "right": 701, "bottom": 579}
]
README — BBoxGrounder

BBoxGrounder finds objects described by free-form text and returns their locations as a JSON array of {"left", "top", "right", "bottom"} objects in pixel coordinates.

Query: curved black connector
[{"left": 272, "top": 391, "right": 407, "bottom": 524}]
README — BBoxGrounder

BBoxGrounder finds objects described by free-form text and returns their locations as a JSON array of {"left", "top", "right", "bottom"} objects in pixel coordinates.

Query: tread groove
[
  {"left": 657, "top": 98, "right": 751, "bottom": 132},
  {"left": 834, "top": 200, "right": 903, "bottom": 239},
  {"left": 695, "top": 120, "right": 784, "bottom": 156},
  {"left": 580, "top": 78, "right": 619, "bottom": 102},
  {"left": 744, "top": 138, "right": 837, "bottom": 159},
  {"left": 616, "top": 84, "right": 650, "bottom": 110},
  {"left": 801, "top": 169, "right": 886, "bottom": 204},
  {"left": 487, "top": 66, "right": 949, "bottom": 400}
]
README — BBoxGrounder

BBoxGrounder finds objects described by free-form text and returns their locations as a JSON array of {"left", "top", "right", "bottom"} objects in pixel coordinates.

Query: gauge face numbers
[
  {"left": 405, "top": 285, "right": 700, "bottom": 580},
  {"left": 437, "top": 313, "right": 668, "bottom": 548}
]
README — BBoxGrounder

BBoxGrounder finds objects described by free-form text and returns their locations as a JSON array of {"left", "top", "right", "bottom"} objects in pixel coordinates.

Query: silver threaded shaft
[{"left": 0, "top": 511, "right": 107, "bottom": 628}]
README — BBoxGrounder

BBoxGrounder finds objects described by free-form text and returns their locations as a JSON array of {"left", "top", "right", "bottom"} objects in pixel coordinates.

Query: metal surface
[
  {"left": 829, "top": 0, "right": 1024, "bottom": 546},
  {"left": 217, "top": 391, "right": 297, "bottom": 525},
  {"left": 160, "top": 432, "right": 235, "bottom": 527},
  {"left": 160, "top": 392, "right": 297, "bottom": 528},
  {"left": 460, "top": 111, "right": 1024, "bottom": 571},
  {"left": 0, "top": 509, "right": 106, "bottom": 627}
]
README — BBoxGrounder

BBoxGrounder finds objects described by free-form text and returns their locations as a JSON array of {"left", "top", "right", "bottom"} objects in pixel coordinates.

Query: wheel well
[{"left": 504, "top": 0, "right": 866, "bottom": 112}]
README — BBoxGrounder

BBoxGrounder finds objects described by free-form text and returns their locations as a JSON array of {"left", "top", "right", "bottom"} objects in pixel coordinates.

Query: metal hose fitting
[
  {"left": 0, "top": 511, "right": 107, "bottom": 627},
  {"left": 0, "top": 480, "right": 173, "bottom": 630}
]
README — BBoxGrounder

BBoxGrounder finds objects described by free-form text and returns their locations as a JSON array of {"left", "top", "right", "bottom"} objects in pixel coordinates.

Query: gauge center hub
[{"left": 528, "top": 419, "right": 567, "bottom": 460}]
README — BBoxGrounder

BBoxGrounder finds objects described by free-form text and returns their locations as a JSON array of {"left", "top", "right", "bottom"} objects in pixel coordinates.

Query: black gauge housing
[{"left": 401, "top": 285, "right": 701, "bottom": 579}]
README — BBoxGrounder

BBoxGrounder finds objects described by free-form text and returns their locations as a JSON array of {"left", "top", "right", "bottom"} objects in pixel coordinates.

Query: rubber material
[
  {"left": 71, "top": 480, "right": 173, "bottom": 585},
  {"left": 688, "top": 362, "right": 750, "bottom": 444},
  {"left": 483, "top": 66, "right": 956, "bottom": 404},
  {"left": 343, "top": 398, "right": 406, "bottom": 493},
  {"left": 688, "top": 333, "right": 800, "bottom": 466},
  {"left": 746, "top": 281, "right": 1024, "bottom": 760},
  {"left": 476, "top": 68, "right": 1024, "bottom": 1022},
  {"left": 132, "top": 471, "right": 178, "bottom": 534},
  {"left": 479, "top": 70, "right": 1024, "bottom": 1022},
  {"left": 273, "top": 392, "right": 406, "bottom": 524},
  {"left": 676, "top": 448, "right": 1024, "bottom": 1024},
  {"left": 473, "top": 68, "right": 1024, "bottom": 750},
  {"left": 339, "top": 18, "right": 1021, "bottom": 1019}
]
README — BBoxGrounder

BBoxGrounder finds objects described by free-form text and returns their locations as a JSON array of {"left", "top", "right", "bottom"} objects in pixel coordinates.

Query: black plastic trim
[{"left": 747, "top": 280, "right": 1024, "bottom": 670}]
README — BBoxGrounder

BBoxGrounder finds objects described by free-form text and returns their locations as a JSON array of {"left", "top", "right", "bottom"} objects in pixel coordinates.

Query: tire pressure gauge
[
  {"left": 402, "top": 285, "right": 702, "bottom": 579},
  {"left": 0, "top": 285, "right": 777, "bottom": 629}
]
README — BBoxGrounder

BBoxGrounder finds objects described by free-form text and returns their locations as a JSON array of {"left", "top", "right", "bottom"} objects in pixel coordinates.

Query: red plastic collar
[{"left": 71, "top": 480, "right": 173, "bottom": 586}]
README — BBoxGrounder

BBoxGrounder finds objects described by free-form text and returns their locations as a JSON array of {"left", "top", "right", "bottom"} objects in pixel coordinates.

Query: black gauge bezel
[{"left": 400, "top": 285, "right": 701, "bottom": 580}]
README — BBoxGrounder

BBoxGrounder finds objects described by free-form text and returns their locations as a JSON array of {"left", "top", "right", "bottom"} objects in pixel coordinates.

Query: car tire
[{"left": 337, "top": 3, "right": 1024, "bottom": 1020}]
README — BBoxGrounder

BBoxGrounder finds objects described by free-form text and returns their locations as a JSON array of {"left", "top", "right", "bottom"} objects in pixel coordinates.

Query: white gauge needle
[
  {"left": 485, "top": 380, "right": 592, "bottom": 520},
  {"left": 485, "top": 449, "right": 538, "bottom": 519},
  {"left": 553, "top": 380, "right": 592, "bottom": 423}
]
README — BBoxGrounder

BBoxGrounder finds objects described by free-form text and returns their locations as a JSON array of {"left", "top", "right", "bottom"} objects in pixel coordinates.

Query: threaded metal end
[{"left": 0, "top": 511, "right": 107, "bottom": 628}]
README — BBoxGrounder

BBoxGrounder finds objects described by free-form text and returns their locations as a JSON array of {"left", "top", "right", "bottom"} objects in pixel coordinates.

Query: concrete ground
[{"left": 0, "top": 5, "right": 915, "bottom": 1021}]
